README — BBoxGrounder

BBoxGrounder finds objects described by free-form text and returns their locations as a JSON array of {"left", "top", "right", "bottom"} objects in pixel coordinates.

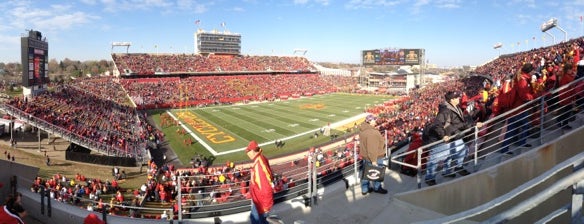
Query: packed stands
[
  {"left": 5, "top": 84, "right": 162, "bottom": 158},
  {"left": 112, "top": 54, "right": 316, "bottom": 75},
  {"left": 11, "top": 37, "right": 584, "bottom": 221},
  {"left": 120, "top": 74, "right": 345, "bottom": 109}
]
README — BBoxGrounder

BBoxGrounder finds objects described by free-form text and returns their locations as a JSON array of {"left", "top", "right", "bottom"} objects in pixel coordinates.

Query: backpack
[{"left": 422, "top": 113, "right": 451, "bottom": 144}]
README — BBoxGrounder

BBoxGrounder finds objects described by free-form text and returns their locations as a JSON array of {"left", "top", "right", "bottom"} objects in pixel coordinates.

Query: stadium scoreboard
[
  {"left": 194, "top": 30, "right": 241, "bottom": 55},
  {"left": 362, "top": 48, "right": 424, "bottom": 66},
  {"left": 21, "top": 30, "right": 49, "bottom": 90}
]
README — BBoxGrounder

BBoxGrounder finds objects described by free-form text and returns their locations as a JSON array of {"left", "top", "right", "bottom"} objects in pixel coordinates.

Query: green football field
[{"left": 150, "top": 93, "right": 394, "bottom": 165}]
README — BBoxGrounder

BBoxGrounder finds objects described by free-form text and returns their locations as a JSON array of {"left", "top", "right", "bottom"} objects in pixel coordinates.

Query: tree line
[{"left": 0, "top": 58, "right": 115, "bottom": 86}]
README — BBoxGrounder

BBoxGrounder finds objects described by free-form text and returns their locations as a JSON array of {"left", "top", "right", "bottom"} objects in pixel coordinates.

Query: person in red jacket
[
  {"left": 0, "top": 194, "right": 26, "bottom": 224},
  {"left": 501, "top": 63, "right": 536, "bottom": 154},
  {"left": 556, "top": 63, "right": 576, "bottom": 129},
  {"left": 245, "top": 140, "right": 274, "bottom": 224}
]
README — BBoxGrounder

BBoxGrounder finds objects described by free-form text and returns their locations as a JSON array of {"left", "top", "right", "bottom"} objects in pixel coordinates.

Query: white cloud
[
  {"left": 231, "top": 7, "right": 245, "bottom": 12},
  {"left": 36, "top": 12, "right": 100, "bottom": 31},
  {"left": 345, "top": 0, "right": 403, "bottom": 10},
  {"left": 435, "top": 0, "right": 461, "bottom": 9},
  {"left": 0, "top": 34, "right": 20, "bottom": 46},
  {"left": 6, "top": 3, "right": 100, "bottom": 32},
  {"left": 411, "top": 0, "right": 430, "bottom": 14},
  {"left": 316, "top": 0, "right": 330, "bottom": 6},
  {"left": 507, "top": 0, "right": 536, "bottom": 8},
  {"left": 98, "top": 0, "right": 211, "bottom": 13},
  {"left": 293, "top": 0, "right": 330, "bottom": 6},
  {"left": 79, "top": 0, "right": 98, "bottom": 5}
]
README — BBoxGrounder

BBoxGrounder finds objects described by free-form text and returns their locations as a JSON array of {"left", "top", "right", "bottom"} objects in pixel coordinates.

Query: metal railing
[
  {"left": 10, "top": 141, "right": 360, "bottom": 222},
  {"left": 0, "top": 103, "right": 147, "bottom": 160},
  {"left": 391, "top": 76, "right": 584, "bottom": 188},
  {"left": 414, "top": 151, "right": 584, "bottom": 224}
]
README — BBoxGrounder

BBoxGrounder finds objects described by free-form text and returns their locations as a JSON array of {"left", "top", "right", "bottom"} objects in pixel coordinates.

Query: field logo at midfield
[
  {"left": 176, "top": 111, "right": 235, "bottom": 144},
  {"left": 300, "top": 103, "right": 325, "bottom": 110}
]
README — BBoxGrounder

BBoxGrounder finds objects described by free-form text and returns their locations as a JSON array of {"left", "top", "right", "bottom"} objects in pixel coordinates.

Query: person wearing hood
[
  {"left": 424, "top": 91, "right": 483, "bottom": 186},
  {"left": 358, "top": 115, "right": 388, "bottom": 195}
]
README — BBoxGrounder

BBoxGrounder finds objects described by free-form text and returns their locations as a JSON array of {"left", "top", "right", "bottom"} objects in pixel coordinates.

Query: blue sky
[{"left": 0, "top": 0, "right": 583, "bottom": 67}]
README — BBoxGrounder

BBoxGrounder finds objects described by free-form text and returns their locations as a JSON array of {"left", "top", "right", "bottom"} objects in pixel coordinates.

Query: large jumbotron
[{"left": 1, "top": 26, "right": 584, "bottom": 224}]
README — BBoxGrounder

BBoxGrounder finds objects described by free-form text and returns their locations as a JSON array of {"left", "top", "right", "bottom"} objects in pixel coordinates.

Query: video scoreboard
[
  {"left": 362, "top": 48, "right": 424, "bottom": 66},
  {"left": 21, "top": 30, "right": 49, "bottom": 88}
]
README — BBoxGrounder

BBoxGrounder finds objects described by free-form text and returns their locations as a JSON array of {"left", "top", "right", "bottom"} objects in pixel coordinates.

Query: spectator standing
[
  {"left": 424, "top": 91, "right": 482, "bottom": 186},
  {"left": 556, "top": 63, "right": 576, "bottom": 130},
  {"left": 501, "top": 63, "right": 537, "bottom": 154},
  {"left": 358, "top": 115, "right": 388, "bottom": 195},
  {"left": 245, "top": 140, "right": 274, "bottom": 224}
]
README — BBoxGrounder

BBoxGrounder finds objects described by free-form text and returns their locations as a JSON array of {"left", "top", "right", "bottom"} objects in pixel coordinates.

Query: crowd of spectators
[
  {"left": 72, "top": 76, "right": 134, "bottom": 107},
  {"left": 117, "top": 134, "right": 361, "bottom": 220},
  {"left": 30, "top": 172, "right": 131, "bottom": 216},
  {"left": 363, "top": 37, "right": 584, "bottom": 152},
  {"left": 112, "top": 54, "right": 316, "bottom": 75},
  {"left": 475, "top": 38, "right": 583, "bottom": 84},
  {"left": 5, "top": 83, "right": 164, "bottom": 158},
  {"left": 364, "top": 79, "right": 467, "bottom": 146},
  {"left": 11, "top": 36, "right": 584, "bottom": 220},
  {"left": 120, "top": 74, "right": 348, "bottom": 109}
]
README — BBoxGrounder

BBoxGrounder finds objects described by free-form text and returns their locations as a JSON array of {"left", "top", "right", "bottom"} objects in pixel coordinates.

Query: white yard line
[
  {"left": 166, "top": 111, "right": 219, "bottom": 155},
  {"left": 167, "top": 105, "right": 370, "bottom": 156}
]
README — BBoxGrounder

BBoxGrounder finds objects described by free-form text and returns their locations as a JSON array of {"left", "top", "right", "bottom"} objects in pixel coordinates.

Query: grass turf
[{"left": 149, "top": 93, "right": 394, "bottom": 165}]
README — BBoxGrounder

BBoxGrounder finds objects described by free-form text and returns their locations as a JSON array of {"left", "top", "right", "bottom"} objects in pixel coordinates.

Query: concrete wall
[{"left": 394, "top": 127, "right": 584, "bottom": 223}]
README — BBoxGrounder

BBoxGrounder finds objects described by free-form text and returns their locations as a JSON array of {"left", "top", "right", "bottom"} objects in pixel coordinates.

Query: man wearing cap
[
  {"left": 245, "top": 140, "right": 274, "bottom": 224},
  {"left": 424, "top": 91, "right": 483, "bottom": 186},
  {"left": 358, "top": 114, "right": 388, "bottom": 195}
]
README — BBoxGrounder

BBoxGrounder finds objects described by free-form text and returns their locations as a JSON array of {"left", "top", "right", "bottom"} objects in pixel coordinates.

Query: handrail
[
  {"left": 0, "top": 103, "right": 145, "bottom": 160},
  {"left": 391, "top": 76, "right": 584, "bottom": 188},
  {"left": 414, "top": 151, "right": 584, "bottom": 224}
]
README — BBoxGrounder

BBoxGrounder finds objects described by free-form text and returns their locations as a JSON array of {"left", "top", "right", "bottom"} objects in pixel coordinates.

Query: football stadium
[{"left": 2, "top": 18, "right": 584, "bottom": 224}]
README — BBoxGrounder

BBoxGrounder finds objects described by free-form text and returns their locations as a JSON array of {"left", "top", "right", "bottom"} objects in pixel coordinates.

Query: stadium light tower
[
  {"left": 493, "top": 42, "right": 502, "bottom": 56},
  {"left": 293, "top": 49, "right": 308, "bottom": 56},
  {"left": 541, "top": 18, "right": 567, "bottom": 44},
  {"left": 111, "top": 42, "right": 131, "bottom": 53}
]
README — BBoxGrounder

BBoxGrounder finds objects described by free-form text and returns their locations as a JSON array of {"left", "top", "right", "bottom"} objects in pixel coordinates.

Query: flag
[
  {"left": 221, "top": 22, "right": 226, "bottom": 28},
  {"left": 580, "top": 15, "right": 583, "bottom": 22},
  {"left": 195, "top": 19, "right": 200, "bottom": 25}
]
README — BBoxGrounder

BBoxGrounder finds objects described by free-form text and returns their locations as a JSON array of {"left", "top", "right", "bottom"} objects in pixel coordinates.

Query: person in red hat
[{"left": 245, "top": 140, "right": 273, "bottom": 224}]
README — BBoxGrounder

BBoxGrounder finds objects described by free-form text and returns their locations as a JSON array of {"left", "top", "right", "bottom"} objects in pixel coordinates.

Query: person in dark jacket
[{"left": 424, "top": 91, "right": 483, "bottom": 186}]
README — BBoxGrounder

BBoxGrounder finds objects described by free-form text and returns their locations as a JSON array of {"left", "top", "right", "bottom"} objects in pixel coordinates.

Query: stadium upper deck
[{"left": 111, "top": 53, "right": 317, "bottom": 75}]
